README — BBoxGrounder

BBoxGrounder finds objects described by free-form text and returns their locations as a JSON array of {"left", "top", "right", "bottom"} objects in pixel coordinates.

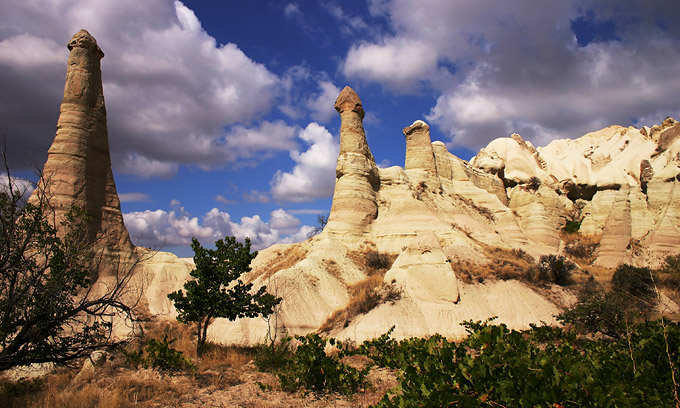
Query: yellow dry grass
[
  {"left": 253, "top": 245, "right": 308, "bottom": 281},
  {"left": 323, "top": 258, "right": 343, "bottom": 282},
  {"left": 1, "top": 364, "right": 191, "bottom": 408},
  {"left": 319, "top": 244, "right": 399, "bottom": 333},
  {"left": 561, "top": 232, "right": 601, "bottom": 267},
  {"left": 319, "top": 275, "right": 387, "bottom": 333},
  {"left": 454, "top": 247, "right": 537, "bottom": 284}
]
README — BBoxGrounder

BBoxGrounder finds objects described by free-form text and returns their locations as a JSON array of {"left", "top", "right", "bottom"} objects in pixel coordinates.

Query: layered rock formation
[
  {"left": 31, "top": 30, "right": 135, "bottom": 275},
  {"left": 326, "top": 87, "right": 380, "bottom": 234},
  {"left": 205, "top": 89, "right": 680, "bottom": 344}
]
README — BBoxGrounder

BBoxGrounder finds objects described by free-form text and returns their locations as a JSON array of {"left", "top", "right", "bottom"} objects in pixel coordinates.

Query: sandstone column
[
  {"left": 403, "top": 120, "right": 441, "bottom": 191},
  {"left": 33, "top": 29, "right": 134, "bottom": 275},
  {"left": 326, "top": 86, "right": 380, "bottom": 233},
  {"left": 404, "top": 120, "right": 437, "bottom": 173}
]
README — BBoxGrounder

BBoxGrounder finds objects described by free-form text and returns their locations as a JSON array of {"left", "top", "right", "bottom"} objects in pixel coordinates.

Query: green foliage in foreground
[
  {"left": 123, "top": 334, "right": 194, "bottom": 373},
  {"left": 258, "top": 333, "right": 368, "bottom": 396},
  {"left": 354, "top": 319, "right": 680, "bottom": 407},
  {"left": 260, "top": 319, "right": 679, "bottom": 406}
]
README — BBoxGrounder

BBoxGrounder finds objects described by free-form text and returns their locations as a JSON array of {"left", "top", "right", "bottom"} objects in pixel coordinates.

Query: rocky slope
[
  {"left": 33, "top": 31, "right": 680, "bottom": 346},
  {"left": 205, "top": 87, "right": 680, "bottom": 345}
]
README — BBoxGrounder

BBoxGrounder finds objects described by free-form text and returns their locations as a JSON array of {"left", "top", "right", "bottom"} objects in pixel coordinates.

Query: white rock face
[
  {"left": 143, "top": 111, "right": 680, "bottom": 345},
  {"left": 189, "top": 104, "right": 680, "bottom": 345},
  {"left": 384, "top": 231, "right": 459, "bottom": 304}
]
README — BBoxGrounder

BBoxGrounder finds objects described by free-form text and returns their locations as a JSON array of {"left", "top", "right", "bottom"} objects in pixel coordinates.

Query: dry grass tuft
[
  {"left": 346, "top": 242, "right": 397, "bottom": 278},
  {"left": 139, "top": 318, "right": 196, "bottom": 358},
  {"left": 318, "top": 276, "right": 401, "bottom": 334},
  {"left": 197, "top": 343, "right": 255, "bottom": 372},
  {"left": 254, "top": 246, "right": 308, "bottom": 281},
  {"left": 323, "top": 259, "right": 343, "bottom": 282},
  {"left": 319, "top": 244, "right": 399, "bottom": 333},
  {"left": 561, "top": 233, "right": 601, "bottom": 266},
  {"left": 455, "top": 247, "right": 536, "bottom": 284},
  {"left": 1, "top": 361, "right": 191, "bottom": 408}
]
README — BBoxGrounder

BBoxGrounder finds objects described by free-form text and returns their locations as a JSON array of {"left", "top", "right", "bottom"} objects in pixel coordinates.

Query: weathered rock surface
[
  {"left": 205, "top": 93, "right": 680, "bottom": 345},
  {"left": 31, "top": 30, "right": 134, "bottom": 276},
  {"left": 326, "top": 86, "right": 380, "bottom": 235},
  {"left": 384, "top": 231, "right": 459, "bottom": 304}
]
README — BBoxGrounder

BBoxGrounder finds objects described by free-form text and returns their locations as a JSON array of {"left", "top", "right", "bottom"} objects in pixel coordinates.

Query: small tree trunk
[
  {"left": 196, "top": 315, "right": 212, "bottom": 358},
  {"left": 196, "top": 320, "right": 205, "bottom": 358}
]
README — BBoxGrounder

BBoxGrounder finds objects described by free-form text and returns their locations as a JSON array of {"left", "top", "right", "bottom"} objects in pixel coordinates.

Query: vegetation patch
[
  {"left": 123, "top": 334, "right": 195, "bottom": 373},
  {"left": 357, "top": 318, "right": 680, "bottom": 407},
  {"left": 318, "top": 276, "right": 401, "bottom": 333},
  {"left": 254, "top": 245, "right": 309, "bottom": 282},
  {"left": 346, "top": 243, "right": 397, "bottom": 277},
  {"left": 322, "top": 259, "right": 343, "bottom": 282},
  {"left": 318, "top": 244, "right": 399, "bottom": 333},
  {"left": 452, "top": 193, "right": 496, "bottom": 222},
  {"left": 467, "top": 247, "right": 536, "bottom": 283},
  {"left": 274, "top": 334, "right": 369, "bottom": 397},
  {"left": 562, "top": 232, "right": 600, "bottom": 265}
]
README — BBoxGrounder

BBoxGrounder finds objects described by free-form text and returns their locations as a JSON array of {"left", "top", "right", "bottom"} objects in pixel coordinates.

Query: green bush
[
  {"left": 612, "top": 264, "right": 655, "bottom": 303},
  {"left": 657, "top": 254, "right": 680, "bottom": 289},
  {"left": 562, "top": 219, "right": 581, "bottom": 234},
  {"left": 124, "top": 334, "right": 194, "bottom": 373},
  {"left": 557, "top": 289, "right": 630, "bottom": 338},
  {"left": 254, "top": 338, "right": 292, "bottom": 371},
  {"left": 536, "top": 254, "right": 575, "bottom": 286},
  {"left": 369, "top": 319, "right": 680, "bottom": 407},
  {"left": 276, "top": 333, "right": 368, "bottom": 396}
]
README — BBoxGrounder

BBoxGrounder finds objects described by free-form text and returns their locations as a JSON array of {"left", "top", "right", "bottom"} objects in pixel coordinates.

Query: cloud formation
[
  {"left": 343, "top": 0, "right": 680, "bottom": 148},
  {"left": 123, "top": 203, "right": 312, "bottom": 251},
  {"left": 0, "top": 0, "right": 278, "bottom": 174},
  {"left": 270, "top": 123, "right": 338, "bottom": 202}
]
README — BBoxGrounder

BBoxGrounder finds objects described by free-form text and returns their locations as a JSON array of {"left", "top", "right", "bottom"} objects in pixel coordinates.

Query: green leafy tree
[
  {"left": 168, "top": 236, "right": 281, "bottom": 357},
  {"left": 0, "top": 170, "right": 139, "bottom": 371}
]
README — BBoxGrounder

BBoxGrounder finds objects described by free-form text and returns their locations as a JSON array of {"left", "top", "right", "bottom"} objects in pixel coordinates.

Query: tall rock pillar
[
  {"left": 403, "top": 120, "right": 441, "bottom": 190},
  {"left": 33, "top": 29, "right": 134, "bottom": 274},
  {"left": 326, "top": 86, "right": 380, "bottom": 233}
]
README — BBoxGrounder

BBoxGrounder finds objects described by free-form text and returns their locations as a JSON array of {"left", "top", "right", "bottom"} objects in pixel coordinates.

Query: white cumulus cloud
[
  {"left": 270, "top": 123, "right": 338, "bottom": 202},
  {"left": 123, "top": 204, "right": 311, "bottom": 251},
  {"left": 0, "top": 0, "right": 279, "bottom": 174},
  {"left": 343, "top": 0, "right": 680, "bottom": 148}
]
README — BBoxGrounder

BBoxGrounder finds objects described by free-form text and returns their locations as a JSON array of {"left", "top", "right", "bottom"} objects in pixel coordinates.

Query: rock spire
[
  {"left": 403, "top": 120, "right": 437, "bottom": 173},
  {"left": 326, "top": 86, "right": 380, "bottom": 233},
  {"left": 33, "top": 29, "right": 134, "bottom": 274}
]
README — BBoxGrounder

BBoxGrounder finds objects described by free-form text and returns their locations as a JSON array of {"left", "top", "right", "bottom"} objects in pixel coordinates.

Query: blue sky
[{"left": 1, "top": 0, "right": 679, "bottom": 256}]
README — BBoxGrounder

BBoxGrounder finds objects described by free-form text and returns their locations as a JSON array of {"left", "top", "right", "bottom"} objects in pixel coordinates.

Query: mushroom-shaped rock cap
[
  {"left": 403, "top": 120, "right": 429, "bottom": 135},
  {"left": 68, "top": 29, "right": 104, "bottom": 57},
  {"left": 334, "top": 86, "right": 364, "bottom": 119}
]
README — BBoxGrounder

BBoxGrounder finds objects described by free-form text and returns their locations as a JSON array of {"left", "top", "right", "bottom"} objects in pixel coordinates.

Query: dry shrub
[
  {"left": 253, "top": 246, "right": 308, "bottom": 281},
  {"left": 323, "top": 259, "right": 343, "bottom": 282},
  {"left": 1, "top": 362, "right": 190, "bottom": 408},
  {"left": 346, "top": 243, "right": 397, "bottom": 277},
  {"left": 140, "top": 319, "right": 196, "bottom": 359},
  {"left": 487, "top": 247, "right": 537, "bottom": 282},
  {"left": 453, "top": 259, "right": 493, "bottom": 284},
  {"left": 454, "top": 247, "right": 539, "bottom": 284},
  {"left": 139, "top": 318, "right": 254, "bottom": 372},
  {"left": 197, "top": 343, "right": 254, "bottom": 372},
  {"left": 561, "top": 233, "right": 600, "bottom": 265},
  {"left": 318, "top": 275, "right": 401, "bottom": 333},
  {"left": 451, "top": 194, "right": 496, "bottom": 222}
]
